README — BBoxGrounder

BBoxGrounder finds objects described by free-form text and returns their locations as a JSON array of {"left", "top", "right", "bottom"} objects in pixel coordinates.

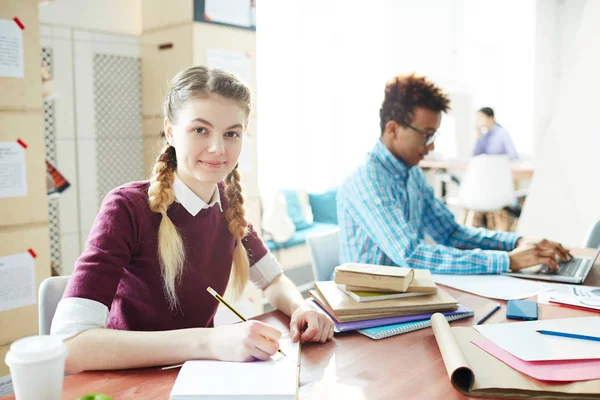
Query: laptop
[{"left": 503, "top": 247, "right": 600, "bottom": 284}]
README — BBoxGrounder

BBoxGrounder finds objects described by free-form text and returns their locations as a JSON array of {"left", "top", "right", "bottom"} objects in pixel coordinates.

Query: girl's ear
[{"left": 164, "top": 118, "right": 174, "bottom": 146}]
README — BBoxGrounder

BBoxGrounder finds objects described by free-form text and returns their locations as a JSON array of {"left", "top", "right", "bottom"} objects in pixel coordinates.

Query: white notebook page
[{"left": 170, "top": 335, "right": 300, "bottom": 399}]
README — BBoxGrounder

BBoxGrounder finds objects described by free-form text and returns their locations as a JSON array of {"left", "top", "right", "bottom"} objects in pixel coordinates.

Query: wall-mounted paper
[
  {"left": 0, "top": 375, "right": 13, "bottom": 397},
  {"left": 0, "top": 19, "right": 24, "bottom": 78},
  {"left": 205, "top": 0, "right": 252, "bottom": 28},
  {"left": 206, "top": 49, "right": 252, "bottom": 87},
  {"left": 0, "top": 253, "right": 36, "bottom": 312},
  {"left": 0, "top": 142, "right": 27, "bottom": 198}
]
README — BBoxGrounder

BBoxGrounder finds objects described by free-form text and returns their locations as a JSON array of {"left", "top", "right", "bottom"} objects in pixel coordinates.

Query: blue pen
[
  {"left": 476, "top": 303, "right": 501, "bottom": 325},
  {"left": 536, "top": 330, "right": 600, "bottom": 342}
]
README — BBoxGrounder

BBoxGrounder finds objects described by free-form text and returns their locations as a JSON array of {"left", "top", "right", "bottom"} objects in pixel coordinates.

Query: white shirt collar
[{"left": 173, "top": 174, "right": 222, "bottom": 216}]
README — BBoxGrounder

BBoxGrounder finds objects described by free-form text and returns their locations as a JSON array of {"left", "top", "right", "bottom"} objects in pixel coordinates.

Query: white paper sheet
[
  {"left": 474, "top": 316, "right": 600, "bottom": 361},
  {"left": 0, "top": 253, "right": 36, "bottom": 312},
  {"left": 537, "top": 282, "right": 600, "bottom": 309},
  {"left": 170, "top": 335, "right": 299, "bottom": 399},
  {"left": 432, "top": 274, "right": 543, "bottom": 300},
  {"left": 205, "top": 0, "right": 252, "bottom": 28},
  {"left": 0, "top": 141, "right": 27, "bottom": 198},
  {"left": 0, "top": 19, "right": 24, "bottom": 78},
  {"left": 206, "top": 49, "right": 252, "bottom": 87}
]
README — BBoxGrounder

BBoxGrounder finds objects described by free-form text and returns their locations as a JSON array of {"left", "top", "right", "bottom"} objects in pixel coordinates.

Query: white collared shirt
[
  {"left": 172, "top": 173, "right": 223, "bottom": 215},
  {"left": 51, "top": 177, "right": 283, "bottom": 340}
]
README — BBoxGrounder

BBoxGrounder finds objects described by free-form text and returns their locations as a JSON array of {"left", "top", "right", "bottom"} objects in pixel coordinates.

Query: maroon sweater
[{"left": 63, "top": 181, "right": 268, "bottom": 331}]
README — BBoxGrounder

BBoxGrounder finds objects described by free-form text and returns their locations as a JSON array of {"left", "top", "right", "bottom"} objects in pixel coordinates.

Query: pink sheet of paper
[{"left": 471, "top": 339, "right": 600, "bottom": 382}]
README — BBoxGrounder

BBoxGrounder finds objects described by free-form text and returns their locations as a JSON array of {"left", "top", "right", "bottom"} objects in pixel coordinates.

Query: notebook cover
[
  {"left": 314, "top": 280, "right": 458, "bottom": 316},
  {"left": 309, "top": 290, "right": 416, "bottom": 322},
  {"left": 345, "top": 269, "right": 437, "bottom": 294},
  {"left": 334, "top": 263, "right": 414, "bottom": 278},
  {"left": 358, "top": 309, "right": 474, "bottom": 340},
  {"left": 308, "top": 298, "right": 473, "bottom": 333},
  {"left": 334, "top": 264, "right": 414, "bottom": 292},
  {"left": 338, "top": 285, "right": 429, "bottom": 302}
]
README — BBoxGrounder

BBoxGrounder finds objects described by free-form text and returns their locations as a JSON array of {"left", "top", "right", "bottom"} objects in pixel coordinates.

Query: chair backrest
[
  {"left": 306, "top": 228, "right": 340, "bottom": 282},
  {"left": 458, "top": 155, "right": 516, "bottom": 212},
  {"left": 583, "top": 220, "right": 600, "bottom": 248},
  {"left": 38, "top": 275, "right": 70, "bottom": 335}
]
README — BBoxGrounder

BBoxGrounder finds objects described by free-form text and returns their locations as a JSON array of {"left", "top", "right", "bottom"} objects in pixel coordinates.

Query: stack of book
[
  {"left": 309, "top": 263, "right": 474, "bottom": 339},
  {"left": 334, "top": 263, "right": 437, "bottom": 302}
]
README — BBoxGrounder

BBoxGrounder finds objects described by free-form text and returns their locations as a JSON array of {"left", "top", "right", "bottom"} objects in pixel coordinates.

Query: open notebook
[{"left": 170, "top": 335, "right": 300, "bottom": 399}]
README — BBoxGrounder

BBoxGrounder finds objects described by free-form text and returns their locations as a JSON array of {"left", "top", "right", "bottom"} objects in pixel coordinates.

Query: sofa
[{"left": 262, "top": 188, "right": 338, "bottom": 293}]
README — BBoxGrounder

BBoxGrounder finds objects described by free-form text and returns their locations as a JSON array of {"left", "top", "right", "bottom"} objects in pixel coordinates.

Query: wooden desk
[
  {"left": 419, "top": 160, "right": 535, "bottom": 210},
  {"left": 419, "top": 160, "right": 536, "bottom": 181},
  {"left": 2, "top": 249, "right": 598, "bottom": 400}
]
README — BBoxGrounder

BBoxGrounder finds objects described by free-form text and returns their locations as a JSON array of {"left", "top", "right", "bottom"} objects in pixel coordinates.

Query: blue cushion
[
  {"left": 265, "top": 222, "right": 338, "bottom": 251},
  {"left": 309, "top": 188, "right": 338, "bottom": 224},
  {"left": 283, "top": 190, "right": 312, "bottom": 230}
]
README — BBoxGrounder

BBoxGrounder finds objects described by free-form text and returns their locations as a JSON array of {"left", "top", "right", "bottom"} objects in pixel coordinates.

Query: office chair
[
  {"left": 306, "top": 228, "right": 340, "bottom": 282},
  {"left": 38, "top": 275, "right": 69, "bottom": 335},
  {"left": 583, "top": 220, "right": 600, "bottom": 249},
  {"left": 457, "top": 155, "right": 516, "bottom": 229}
]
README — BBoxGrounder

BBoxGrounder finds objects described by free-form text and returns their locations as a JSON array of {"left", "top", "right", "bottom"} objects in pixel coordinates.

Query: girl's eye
[
  {"left": 225, "top": 131, "right": 240, "bottom": 138},
  {"left": 194, "top": 127, "right": 207, "bottom": 134}
]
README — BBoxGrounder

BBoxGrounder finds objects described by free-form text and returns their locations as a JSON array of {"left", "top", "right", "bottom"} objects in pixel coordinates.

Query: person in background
[
  {"left": 337, "top": 73, "right": 571, "bottom": 276},
  {"left": 473, "top": 107, "right": 519, "bottom": 160},
  {"left": 51, "top": 66, "right": 333, "bottom": 374}
]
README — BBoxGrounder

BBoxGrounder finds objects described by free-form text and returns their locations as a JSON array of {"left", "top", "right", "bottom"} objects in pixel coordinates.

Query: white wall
[
  {"left": 533, "top": 0, "right": 587, "bottom": 155},
  {"left": 258, "top": 0, "right": 538, "bottom": 196},
  {"left": 39, "top": 0, "right": 142, "bottom": 35},
  {"left": 518, "top": 0, "right": 600, "bottom": 247}
]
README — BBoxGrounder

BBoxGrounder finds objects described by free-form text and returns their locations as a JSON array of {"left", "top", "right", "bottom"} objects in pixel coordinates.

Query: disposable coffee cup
[{"left": 4, "top": 335, "right": 67, "bottom": 400}]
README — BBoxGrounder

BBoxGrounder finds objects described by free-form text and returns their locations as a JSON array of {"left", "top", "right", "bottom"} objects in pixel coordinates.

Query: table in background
[
  {"left": 2, "top": 249, "right": 597, "bottom": 400},
  {"left": 419, "top": 159, "right": 535, "bottom": 198}
]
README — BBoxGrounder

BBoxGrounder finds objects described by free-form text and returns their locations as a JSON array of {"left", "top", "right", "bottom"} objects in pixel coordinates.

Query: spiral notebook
[{"left": 357, "top": 308, "right": 474, "bottom": 340}]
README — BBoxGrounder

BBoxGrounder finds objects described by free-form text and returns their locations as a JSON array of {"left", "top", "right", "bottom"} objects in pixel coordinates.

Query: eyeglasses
[{"left": 406, "top": 124, "right": 440, "bottom": 146}]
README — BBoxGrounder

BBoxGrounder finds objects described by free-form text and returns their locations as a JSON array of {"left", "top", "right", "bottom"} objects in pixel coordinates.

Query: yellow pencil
[{"left": 206, "top": 287, "right": 286, "bottom": 357}]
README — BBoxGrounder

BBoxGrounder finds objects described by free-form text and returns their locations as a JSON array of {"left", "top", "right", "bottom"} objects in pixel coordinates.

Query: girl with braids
[{"left": 51, "top": 66, "right": 333, "bottom": 373}]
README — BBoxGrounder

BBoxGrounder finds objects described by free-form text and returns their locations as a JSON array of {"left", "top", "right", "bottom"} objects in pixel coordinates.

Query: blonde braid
[
  {"left": 148, "top": 144, "right": 185, "bottom": 309},
  {"left": 224, "top": 165, "right": 250, "bottom": 297}
]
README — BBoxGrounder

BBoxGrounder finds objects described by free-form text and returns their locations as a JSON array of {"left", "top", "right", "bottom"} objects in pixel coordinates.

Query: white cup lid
[{"left": 5, "top": 335, "right": 67, "bottom": 365}]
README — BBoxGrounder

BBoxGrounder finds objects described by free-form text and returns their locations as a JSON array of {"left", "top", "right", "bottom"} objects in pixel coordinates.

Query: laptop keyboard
[{"left": 539, "top": 259, "right": 584, "bottom": 277}]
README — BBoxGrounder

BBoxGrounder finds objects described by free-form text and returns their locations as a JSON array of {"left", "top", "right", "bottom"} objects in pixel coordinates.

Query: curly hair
[{"left": 379, "top": 74, "right": 451, "bottom": 134}]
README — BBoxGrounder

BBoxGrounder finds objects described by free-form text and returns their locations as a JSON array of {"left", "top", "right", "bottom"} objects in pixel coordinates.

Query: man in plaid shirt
[{"left": 337, "top": 74, "right": 571, "bottom": 274}]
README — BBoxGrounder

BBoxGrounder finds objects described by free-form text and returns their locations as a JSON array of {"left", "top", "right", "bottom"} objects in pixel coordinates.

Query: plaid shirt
[{"left": 337, "top": 139, "right": 520, "bottom": 274}]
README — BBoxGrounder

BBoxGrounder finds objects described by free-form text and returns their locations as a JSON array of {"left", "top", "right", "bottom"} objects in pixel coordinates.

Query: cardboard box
[
  {"left": 0, "top": 112, "right": 49, "bottom": 227},
  {"left": 0, "top": 224, "right": 51, "bottom": 346},
  {"left": 193, "top": 23, "right": 257, "bottom": 113},
  {"left": 0, "top": 0, "right": 42, "bottom": 111},
  {"left": 142, "top": 0, "right": 193, "bottom": 33},
  {"left": 0, "top": 344, "right": 10, "bottom": 383},
  {"left": 141, "top": 24, "right": 194, "bottom": 117}
]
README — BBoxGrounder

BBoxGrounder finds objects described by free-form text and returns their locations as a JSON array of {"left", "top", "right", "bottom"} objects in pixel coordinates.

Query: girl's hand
[
  {"left": 209, "top": 321, "right": 282, "bottom": 362},
  {"left": 289, "top": 305, "right": 334, "bottom": 343}
]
